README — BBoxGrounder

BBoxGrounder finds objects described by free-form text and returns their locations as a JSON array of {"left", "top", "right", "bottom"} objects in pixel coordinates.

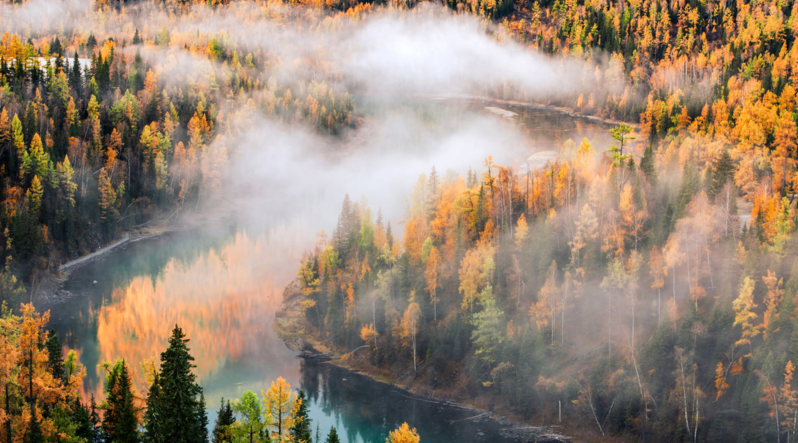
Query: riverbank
[
  {"left": 420, "top": 94, "right": 639, "bottom": 128},
  {"left": 35, "top": 210, "right": 233, "bottom": 310},
  {"left": 274, "top": 282, "right": 573, "bottom": 443}
]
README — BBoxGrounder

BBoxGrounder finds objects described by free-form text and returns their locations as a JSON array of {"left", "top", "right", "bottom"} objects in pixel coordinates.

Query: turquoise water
[
  {"left": 45, "top": 101, "right": 603, "bottom": 442},
  {"left": 47, "top": 222, "right": 536, "bottom": 443}
]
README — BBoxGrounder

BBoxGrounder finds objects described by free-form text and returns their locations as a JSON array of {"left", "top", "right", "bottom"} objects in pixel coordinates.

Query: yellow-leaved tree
[
  {"left": 458, "top": 244, "right": 495, "bottom": 310},
  {"left": 386, "top": 422, "right": 420, "bottom": 443},
  {"left": 733, "top": 277, "right": 762, "bottom": 354},
  {"left": 425, "top": 247, "right": 441, "bottom": 322},
  {"left": 262, "top": 376, "right": 301, "bottom": 442},
  {"left": 401, "top": 300, "right": 422, "bottom": 373}
]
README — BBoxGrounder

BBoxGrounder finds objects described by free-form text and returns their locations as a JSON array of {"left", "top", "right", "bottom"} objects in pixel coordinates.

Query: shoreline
[
  {"left": 35, "top": 210, "right": 233, "bottom": 310},
  {"left": 273, "top": 282, "right": 572, "bottom": 443},
  {"left": 415, "top": 93, "right": 639, "bottom": 128}
]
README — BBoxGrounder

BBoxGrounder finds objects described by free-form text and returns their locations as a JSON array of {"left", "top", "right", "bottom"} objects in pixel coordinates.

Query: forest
[
  {"left": 0, "top": 0, "right": 794, "bottom": 440},
  {"left": 0, "top": 302, "right": 419, "bottom": 442},
  {"left": 290, "top": 0, "right": 798, "bottom": 441}
]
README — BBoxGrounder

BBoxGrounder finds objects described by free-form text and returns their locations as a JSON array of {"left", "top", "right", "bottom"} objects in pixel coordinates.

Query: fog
[
  {"left": 3, "top": 0, "right": 622, "bottom": 231},
  {"left": 223, "top": 101, "right": 533, "bottom": 232}
]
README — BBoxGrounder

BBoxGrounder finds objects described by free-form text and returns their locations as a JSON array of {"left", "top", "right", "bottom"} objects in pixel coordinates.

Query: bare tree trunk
[
  {"left": 412, "top": 325, "right": 417, "bottom": 373},
  {"left": 608, "top": 291, "right": 612, "bottom": 359},
  {"left": 562, "top": 279, "right": 568, "bottom": 347},
  {"left": 704, "top": 234, "right": 714, "bottom": 288},
  {"left": 678, "top": 352, "right": 691, "bottom": 438}
]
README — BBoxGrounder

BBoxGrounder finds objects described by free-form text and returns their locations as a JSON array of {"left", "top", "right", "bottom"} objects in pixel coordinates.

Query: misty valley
[{"left": 0, "top": 0, "right": 795, "bottom": 442}]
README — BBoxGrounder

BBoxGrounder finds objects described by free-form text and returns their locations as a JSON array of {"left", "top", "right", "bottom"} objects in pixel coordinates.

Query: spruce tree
[
  {"left": 46, "top": 330, "right": 66, "bottom": 384},
  {"left": 89, "top": 394, "right": 102, "bottom": 443},
  {"left": 73, "top": 399, "right": 94, "bottom": 443},
  {"left": 28, "top": 404, "right": 43, "bottom": 443},
  {"left": 199, "top": 393, "right": 208, "bottom": 443},
  {"left": 289, "top": 391, "right": 312, "bottom": 443},
  {"left": 639, "top": 143, "right": 658, "bottom": 186},
  {"left": 70, "top": 52, "right": 82, "bottom": 95},
  {"left": 212, "top": 398, "right": 235, "bottom": 443},
  {"left": 675, "top": 161, "right": 698, "bottom": 220},
  {"left": 143, "top": 373, "right": 163, "bottom": 443},
  {"left": 710, "top": 149, "right": 735, "bottom": 199},
  {"left": 101, "top": 360, "right": 139, "bottom": 443},
  {"left": 156, "top": 325, "right": 206, "bottom": 443},
  {"left": 325, "top": 427, "right": 340, "bottom": 443}
]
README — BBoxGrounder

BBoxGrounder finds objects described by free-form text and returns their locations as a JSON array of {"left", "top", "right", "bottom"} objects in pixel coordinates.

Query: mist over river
[{"left": 45, "top": 102, "right": 608, "bottom": 443}]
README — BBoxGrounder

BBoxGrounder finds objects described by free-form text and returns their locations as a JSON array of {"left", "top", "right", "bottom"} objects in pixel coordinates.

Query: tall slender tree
[
  {"left": 154, "top": 325, "right": 206, "bottom": 443},
  {"left": 101, "top": 359, "right": 140, "bottom": 443}
]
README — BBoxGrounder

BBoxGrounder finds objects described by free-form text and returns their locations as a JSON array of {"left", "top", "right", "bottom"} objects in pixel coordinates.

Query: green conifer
[
  {"left": 101, "top": 359, "right": 140, "bottom": 443},
  {"left": 212, "top": 398, "right": 235, "bottom": 443},
  {"left": 156, "top": 325, "right": 206, "bottom": 443},
  {"left": 325, "top": 427, "right": 340, "bottom": 443},
  {"left": 45, "top": 330, "right": 65, "bottom": 384},
  {"left": 289, "top": 391, "right": 312, "bottom": 443}
]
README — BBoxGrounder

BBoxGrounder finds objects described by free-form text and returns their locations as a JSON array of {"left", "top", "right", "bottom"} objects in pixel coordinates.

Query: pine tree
[
  {"left": 325, "top": 427, "right": 340, "bottom": 443},
  {"left": 73, "top": 399, "right": 96, "bottom": 443},
  {"left": 212, "top": 398, "right": 235, "bottom": 443},
  {"left": 89, "top": 394, "right": 102, "bottom": 443},
  {"left": 639, "top": 143, "right": 657, "bottom": 186},
  {"left": 101, "top": 359, "right": 140, "bottom": 443},
  {"left": 70, "top": 52, "right": 82, "bottom": 95},
  {"left": 156, "top": 325, "right": 205, "bottom": 443},
  {"left": 45, "top": 330, "right": 65, "bottom": 384},
  {"left": 28, "top": 404, "right": 43, "bottom": 443},
  {"left": 143, "top": 373, "right": 163, "bottom": 443},
  {"left": 289, "top": 391, "right": 312, "bottom": 443},
  {"left": 199, "top": 393, "right": 208, "bottom": 443},
  {"left": 710, "top": 150, "right": 735, "bottom": 199}
]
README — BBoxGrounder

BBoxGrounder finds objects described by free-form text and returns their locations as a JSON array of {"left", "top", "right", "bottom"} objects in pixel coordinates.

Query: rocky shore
[{"left": 274, "top": 281, "right": 574, "bottom": 443}]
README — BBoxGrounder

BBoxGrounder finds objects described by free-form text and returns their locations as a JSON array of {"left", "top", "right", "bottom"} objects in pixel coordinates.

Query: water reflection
[
  {"left": 47, "top": 222, "right": 537, "bottom": 443},
  {"left": 50, "top": 222, "right": 310, "bottom": 404},
  {"left": 299, "top": 362, "right": 526, "bottom": 443}
]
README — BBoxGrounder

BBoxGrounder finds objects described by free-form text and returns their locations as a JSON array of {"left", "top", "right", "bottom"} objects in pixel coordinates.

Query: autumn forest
[{"left": 0, "top": 0, "right": 796, "bottom": 440}]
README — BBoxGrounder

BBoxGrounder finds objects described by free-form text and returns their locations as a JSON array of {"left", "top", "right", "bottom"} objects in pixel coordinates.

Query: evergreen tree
[
  {"left": 73, "top": 399, "right": 95, "bottom": 443},
  {"left": 101, "top": 360, "right": 139, "bottom": 443},
  {"left": 212, "top": 398, "right": 235, "bottom": 443},
  {"left": 87, "top": 34, "right": 97, "bottom": 53},
  {"left": 289, "top": 391, "right": 312, "bottom": 443},
  {"left": 199, "top": 393, "right": 208, "bottom": 443},
  {"left": 710, "top": 149, "right": 735, "bottom": 199},
  {"left": 156, "top": 325, "right": 205, "bottom": 443},
  {"left": 143, "top": 373, "right": 163, "bottom": 443},
  {"left": 639, "top": 143, "right": 657, "bottom": 186},
  {"left": 27, "top": 404, "right": 43, "bottom": 443},
  {"left": 45, "top": 330, "right": 65, "bottom": 384},
  {"left": 70, "top": 52, "right": 82, "bottom": 95},
  {"left": 89, "top": 394, "right": 102, "bottom": 443},
  {"left": 325, "top": 427, "right": 340, "bottom": 443},
  {"left": 675, "top": 161, "right": 698, "bottom": 220}
]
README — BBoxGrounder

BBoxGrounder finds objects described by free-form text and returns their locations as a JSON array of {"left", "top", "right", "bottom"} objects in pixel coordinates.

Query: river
[{"left": 46, "top": 102, "right": 613, "bottom": 443}]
